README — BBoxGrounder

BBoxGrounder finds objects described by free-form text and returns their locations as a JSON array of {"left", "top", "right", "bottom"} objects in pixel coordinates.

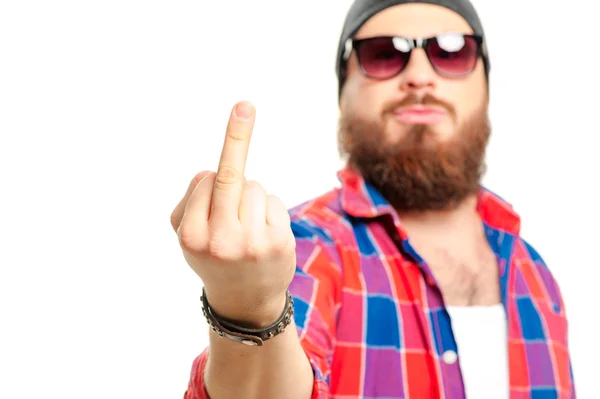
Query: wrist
[{"left": 202, "top": 288, "right": 289, "bottom": 329}]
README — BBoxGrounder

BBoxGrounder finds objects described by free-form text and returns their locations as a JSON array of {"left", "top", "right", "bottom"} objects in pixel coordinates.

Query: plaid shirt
[{"left": 184, "top": 166, "right": 575, "bottom": 399}]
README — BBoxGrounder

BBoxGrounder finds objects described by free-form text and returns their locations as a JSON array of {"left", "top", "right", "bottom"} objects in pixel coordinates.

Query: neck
[{"left": 397, "top": 194, "right": 481, "bottom": 237}]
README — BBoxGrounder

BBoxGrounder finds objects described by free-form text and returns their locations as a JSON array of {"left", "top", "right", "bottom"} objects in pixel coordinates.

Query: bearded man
[{"left": 172, "top": 1, "right": 576, "bottom": 398}]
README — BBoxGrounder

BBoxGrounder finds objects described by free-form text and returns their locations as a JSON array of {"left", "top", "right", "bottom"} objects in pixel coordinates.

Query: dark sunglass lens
[
  {"left": 428, "top": 34, "right": 479, "bottom": 76},
  {"left": 356, "top": 38, "right": 409, "bottom": 79}
]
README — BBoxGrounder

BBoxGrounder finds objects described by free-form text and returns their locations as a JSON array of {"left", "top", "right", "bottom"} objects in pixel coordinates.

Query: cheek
[
  {"left": 453, "top": 82, "right": 487, "bottom": 124},
  {"left": 341, "top": 56, "right": 394, "bottom": 118},
  {"left": 342, "top": 80, "right": 392, "bottom": 121},
  {"left": 461, "top": 67, "right": 488, "bottom": 114}
]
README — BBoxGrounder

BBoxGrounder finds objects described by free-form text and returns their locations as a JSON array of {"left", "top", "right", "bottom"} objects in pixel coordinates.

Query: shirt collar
[{"left": 337, "top": 165, "right": 521, "bottom": 235}]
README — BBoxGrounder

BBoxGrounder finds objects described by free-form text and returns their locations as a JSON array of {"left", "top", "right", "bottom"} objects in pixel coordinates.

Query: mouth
[{"left": 392, "top": 105, "right": 447, "bottom": 125}]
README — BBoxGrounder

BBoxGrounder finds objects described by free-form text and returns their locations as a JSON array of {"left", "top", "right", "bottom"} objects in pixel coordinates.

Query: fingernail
[{"left": 234, "top": 102, "right": 254, "bottom": 120}]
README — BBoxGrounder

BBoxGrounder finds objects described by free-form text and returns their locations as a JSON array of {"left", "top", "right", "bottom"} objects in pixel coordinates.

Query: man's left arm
[{"left": 525, "top": 241, "right": 576, "bottom": 398}]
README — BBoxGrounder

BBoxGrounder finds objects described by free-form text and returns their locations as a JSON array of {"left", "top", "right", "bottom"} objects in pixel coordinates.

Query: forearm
[{"left": 204, "top": 319, "right": 314, "bottom": 399}]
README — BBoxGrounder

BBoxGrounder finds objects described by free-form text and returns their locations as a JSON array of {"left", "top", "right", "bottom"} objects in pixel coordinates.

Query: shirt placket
[{"left": 400, "top": 239, "right": 467, "bottom": 399}]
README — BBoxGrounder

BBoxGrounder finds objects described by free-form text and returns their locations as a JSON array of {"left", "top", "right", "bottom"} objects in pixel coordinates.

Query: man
[{"left": 171, "top": 1, "right": 575, "bottom": 398}]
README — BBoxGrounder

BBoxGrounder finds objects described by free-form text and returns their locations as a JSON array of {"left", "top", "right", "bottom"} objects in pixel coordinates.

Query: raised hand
[{"left": 170, "top": 102, "right": 296, "bottom": 327}]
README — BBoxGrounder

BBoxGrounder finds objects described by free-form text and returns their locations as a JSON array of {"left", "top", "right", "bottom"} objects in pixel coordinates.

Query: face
[{"left": 338, "top": 3, "right": 490, "bottom": 212}]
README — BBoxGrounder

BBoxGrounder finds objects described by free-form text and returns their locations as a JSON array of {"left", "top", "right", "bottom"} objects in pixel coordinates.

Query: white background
[{"left": 1, "top": 1, "right": 598, "bottom": 398}]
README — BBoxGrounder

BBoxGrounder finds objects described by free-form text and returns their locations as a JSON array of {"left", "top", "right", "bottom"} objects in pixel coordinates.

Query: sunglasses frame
[{"left": 342, "top": 33, "right": 486, "bottom": 80}]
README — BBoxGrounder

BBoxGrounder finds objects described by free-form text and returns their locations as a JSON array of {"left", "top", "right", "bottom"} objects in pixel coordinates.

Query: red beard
[{"left": 338, "top": 94, "right": 491, "bottom": 212}]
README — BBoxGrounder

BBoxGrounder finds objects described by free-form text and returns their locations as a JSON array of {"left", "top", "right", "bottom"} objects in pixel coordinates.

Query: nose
[{"left": 398, "top": 49, "right": 436, "bottom": 93}]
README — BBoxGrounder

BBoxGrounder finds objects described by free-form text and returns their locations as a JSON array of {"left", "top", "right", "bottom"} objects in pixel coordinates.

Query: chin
[{"left": 387, "top": 123, "right": 453, "bottom": 149}]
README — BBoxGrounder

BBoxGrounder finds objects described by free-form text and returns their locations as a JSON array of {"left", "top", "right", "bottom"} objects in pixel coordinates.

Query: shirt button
[{"left": 442, "top": 350, "right": 458, "bottom": 365}]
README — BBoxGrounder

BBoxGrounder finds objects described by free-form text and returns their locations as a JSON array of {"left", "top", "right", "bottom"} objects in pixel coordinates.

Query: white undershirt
[{"left": 445, "top": 304, "right": 509, "bottom": 399}]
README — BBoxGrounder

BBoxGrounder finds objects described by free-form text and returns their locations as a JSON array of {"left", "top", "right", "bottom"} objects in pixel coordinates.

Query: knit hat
[{"left": 335, "top": 0, "right": 490, "bottom": 97}]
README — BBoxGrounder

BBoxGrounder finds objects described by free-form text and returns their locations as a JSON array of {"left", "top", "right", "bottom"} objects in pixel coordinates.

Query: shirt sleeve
[
  {"left": 523, "top": 240, "right": 577, "bottom": 398},
  {"left": 182, "top": 216, "right": 342, "bottom": 399},
  {"left": 182, "top": 350, "right": 208, "bottom": 399},
  {"left": 289, "top": 216, "right": 343, "bottom": 398},
  {"left": 182, "top": 348, "right": 330, "bottom": 399},
  {"left": 569, "top": 362, "right": 576, "bottom": 399}
]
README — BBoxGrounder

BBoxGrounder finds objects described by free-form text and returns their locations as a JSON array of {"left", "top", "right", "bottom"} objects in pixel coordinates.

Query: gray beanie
[{"left": 335, "top": 0, "right": 490, "bottom": 97}]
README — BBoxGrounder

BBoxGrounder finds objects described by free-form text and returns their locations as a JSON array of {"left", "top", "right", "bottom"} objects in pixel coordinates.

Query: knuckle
[
  {"left": 206, "top": 238, "right": 225, "bottom": 259},
  {"left": 243, "top": 180, "right": 266, "bottom": 196},
  {"left": 206, "top": 230, "right": 241, "bottom": 261},
  {"left": 192, "top": 170, "right": 213, "bottom": 186},
  {"left": 244, "top": 230, "right": 293, "bottom": 261},
  {"left": 268, "top": 194, "right": 286, "bottom": 210},
  {"left": 178, "top": 224, "right": 201, "bottom": 253},
  {"left": 276, "top": 209, "right": 292, "bottom": 224},
  {"left": 244, "top": 238, "right": 267, "bottom": 261},
  {"left": 226, "top": 129, "right": 250, "bottom": 142},
  {"left": 243, "top": 247, "right": 260, "bottom": 262},
  {"left": 170, "top": 211, "right": 180, "bottom": 231},
  {"left": 267, "top": 195, "right": 291, "bottom": 222},
  {"left": 215, "top": 165, "right": 242, "bottom": 188},
  {"left": 243, "top": 248, "right": 266, "bottom": 264},
  {"left": 267, "top": 223, "right": 295, "bottom": 251},
  {"left": 244, "top": 179, "right": 262, "bottom": 189},
  {"left": 273, "top": 233, "right": 295, "bottom": 255}
]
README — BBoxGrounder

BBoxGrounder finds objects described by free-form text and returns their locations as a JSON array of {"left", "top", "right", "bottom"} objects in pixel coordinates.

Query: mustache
[{"left": 383, "top": 93, "right": 455, "bottom": 116}]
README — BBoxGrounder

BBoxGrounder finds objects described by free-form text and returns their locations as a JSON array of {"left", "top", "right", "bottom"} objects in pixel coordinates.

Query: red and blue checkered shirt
[{"left": 184, "top": 166, "right": 575, "bottom": 399}]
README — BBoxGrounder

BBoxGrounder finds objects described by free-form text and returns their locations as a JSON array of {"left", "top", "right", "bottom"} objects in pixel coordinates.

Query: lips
[{"left": 392, "top": 106, "right": 446, "bottom": 124}]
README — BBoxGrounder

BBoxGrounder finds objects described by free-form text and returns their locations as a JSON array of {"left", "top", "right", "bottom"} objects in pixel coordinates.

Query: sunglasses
[{"left": 343, "top": 33, "right": 484, "bottom": 79}]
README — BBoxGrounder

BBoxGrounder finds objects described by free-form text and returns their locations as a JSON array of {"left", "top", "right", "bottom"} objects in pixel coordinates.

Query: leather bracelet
[{"left": 200, "top": 288, "right": 294, "bottom": 347}]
